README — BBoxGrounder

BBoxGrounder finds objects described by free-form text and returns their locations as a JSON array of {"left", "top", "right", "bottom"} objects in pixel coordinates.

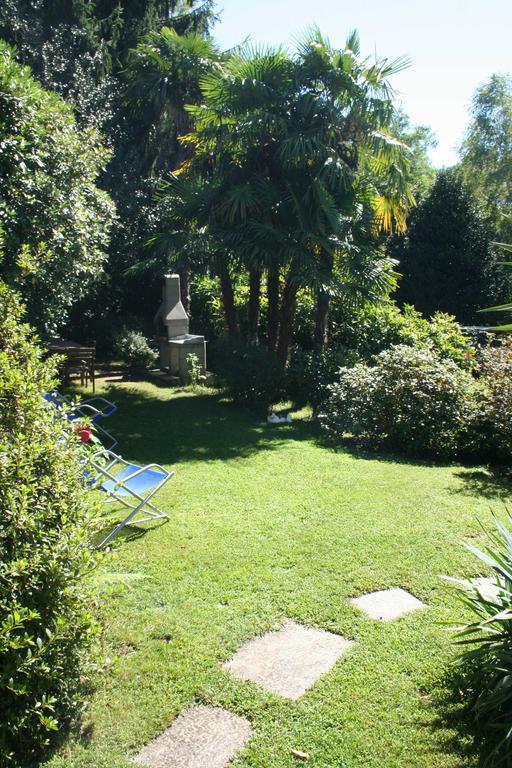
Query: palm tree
[
  {"left": 150, "top": 30, "right": 413, "bottom": 361},
  {"left": 124, "top": 27, "right": 220, "bottom": 310}
]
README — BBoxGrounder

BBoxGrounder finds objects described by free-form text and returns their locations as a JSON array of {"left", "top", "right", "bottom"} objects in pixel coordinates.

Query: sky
[{"left": 212, "top": 0, "right": 512, "bottom": 168}]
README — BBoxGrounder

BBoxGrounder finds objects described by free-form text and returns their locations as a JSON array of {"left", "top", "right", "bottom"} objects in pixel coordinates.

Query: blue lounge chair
[
  {"left": 44, "top": 391, "right": 118, "bottom": 450},
  {"left": 44, "top": 391, "right": 117, "bottom": 423},
  {"left": 87, "top": 449, "right": 173, "bottom": 548}
]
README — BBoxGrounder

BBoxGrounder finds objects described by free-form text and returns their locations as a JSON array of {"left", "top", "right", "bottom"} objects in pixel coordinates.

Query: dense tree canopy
[
  {"left": 396, "top": 170, "right": 507, "bottom": 324},
  {"left": 151, "top": 30, "right": 413, "bottom": 362},
  {"left": 0, "top": 42, "right": 114, "bottom": 333},
  {"left": 0, "top": 0, "right": 217, "bottom": 338}
]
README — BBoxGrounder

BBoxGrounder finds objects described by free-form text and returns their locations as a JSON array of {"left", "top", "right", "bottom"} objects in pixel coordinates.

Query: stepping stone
[
  {"left": 470, "top": 576, "right": 501, "bottom": 601},
  {"left": 350, "top": 587, "right": 425, "bottom": 621},
  {"left": 223, "top": 620, "right": 353, "bottom": 700},
  {"left": 134, "top": 705, "right": 252, "bottom": 768}
]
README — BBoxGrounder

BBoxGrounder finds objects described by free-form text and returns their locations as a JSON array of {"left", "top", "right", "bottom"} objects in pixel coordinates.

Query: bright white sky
[{"left": 212, "top": 0, "right": 512, "bottom": 168}]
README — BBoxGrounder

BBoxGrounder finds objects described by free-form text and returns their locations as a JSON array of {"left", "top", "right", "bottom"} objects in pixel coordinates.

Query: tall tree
[
  {"left": 391, "top": 112, "right": 437, "bottom": 202},
  {"left": 0, "top": 42, "right": 114, "bottom": 333},
  {"left": 0, "top": 0, "right": 217, "bottom": 336},
  {"left": 396, "top": 169, "right": 508, "bottom": 323},
  {"left": 460, "top": 74, "right": 512, "bottom": 240},
  {"left": 162, "top": 30, "right": 412, "bottom": 362}
]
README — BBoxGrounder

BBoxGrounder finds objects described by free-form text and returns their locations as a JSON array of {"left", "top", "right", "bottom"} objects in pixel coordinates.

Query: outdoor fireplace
[{"left": 154, "top": 273, "right": 207, "bottom": 380}]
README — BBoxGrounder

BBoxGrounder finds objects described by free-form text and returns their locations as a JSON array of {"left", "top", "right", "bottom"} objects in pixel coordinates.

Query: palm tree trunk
[
  {"left": 277, "top": 274, "right": 298, "bottom": 365},
  {"left": 314, "top": 292, "right": 330, "bottom": 347},
  {"left": 314, "top": 250, "right": 334, "bottom": 347},
  {"left": 267, "top": 262, "right": 280, "bottom": 353},
  {"left": 248, "top": 268, "right": 261, "bottom": 345},
  {"left": 219, "top": 263, "right": 240, "bottom": 338}
]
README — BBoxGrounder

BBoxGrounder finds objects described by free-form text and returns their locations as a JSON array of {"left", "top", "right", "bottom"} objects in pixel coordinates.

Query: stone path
[
  {"left": 134, "top": 587, "right": 428, "bottom": 766},
  {"left": 350, "top": 587, "right": 425, "bottom": 621},
  {"left": 134, "top": 705, "right": 252, "bottom": 768},
  {"left": 223, "top": 620, "right": 353, "bottom": 699}
]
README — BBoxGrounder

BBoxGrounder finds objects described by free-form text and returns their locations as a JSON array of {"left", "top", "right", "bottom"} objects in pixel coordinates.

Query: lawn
[{"left": 47, "top": 380, "right": 512, "bottom": 768}]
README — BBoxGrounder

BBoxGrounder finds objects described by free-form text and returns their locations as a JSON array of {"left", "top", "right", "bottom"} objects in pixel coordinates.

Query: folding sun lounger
[
  {"left": 44, "top": 391, "right": 117, "bottom": 422},
  {"left": 87, "top": 449, "right": 174, "bottom": 548},
  {"left": 44, "top": 391, "right": 118, "bottom": 450}
]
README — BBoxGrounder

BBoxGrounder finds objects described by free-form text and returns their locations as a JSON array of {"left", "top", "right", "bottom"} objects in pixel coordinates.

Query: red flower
[{"left": 75, "top": 423, "right": 92, "bottom": 443}]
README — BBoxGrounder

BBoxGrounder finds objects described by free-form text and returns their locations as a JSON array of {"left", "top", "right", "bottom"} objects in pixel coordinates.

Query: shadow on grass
[
  {"left": 76, "top": 382, "right": 508, "bottom": 486},
  {"left": 93, "top": 385, "right": 319, "bottom": 466},
  {"left": 316, "top": 432, "right": 463, "bottom": 471},
  {"left": 452, "top": 468, "right": 512, "bottom": 501},
  {"left": 425, "top": 664, "right": 503, "bottom": 767},
  {"left": 91, "top": 517, "right": 169, "bottom": 549}
]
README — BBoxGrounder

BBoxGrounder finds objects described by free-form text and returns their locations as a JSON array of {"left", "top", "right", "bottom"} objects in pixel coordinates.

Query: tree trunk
[
  {"left": 314, "top": 250, "right": 334, "bottom": 347},
  {"left": 267, "top": 262, "right": 280, "bottom": 353},
  {"left": 314, "top": 292, "right": 330, "bottom": 348},
  {"left": 277, "top": 274, "right": 298, "bottom": 366},
  {"left": 178, "top": 261, "right": 191, "bottom": 315},
  {"left": 219, "top": 263, "right": 240, "bottom": 338},
  {"left": 248, "top": 268, "right": 262, "bottom": 345}
]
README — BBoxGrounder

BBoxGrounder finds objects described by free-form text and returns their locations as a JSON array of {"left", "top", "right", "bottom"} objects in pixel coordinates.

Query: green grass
[{"left": 46, "top": 380, "right": 512, "bottom": 768}]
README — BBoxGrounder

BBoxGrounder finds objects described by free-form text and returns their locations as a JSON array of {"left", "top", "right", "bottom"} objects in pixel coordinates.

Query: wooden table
[{"left": 46, "top": 339, "right": 96, "bottom": 391}]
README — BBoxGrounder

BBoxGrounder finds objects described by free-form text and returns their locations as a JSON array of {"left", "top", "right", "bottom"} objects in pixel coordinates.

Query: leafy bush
[
  {"left": 114, "top": 328, "right": 157, "bottom": 370},
  {"left": 0, "top": 281, "right": 100, "bottom": 763},
  {"left": 334, "top": 301, "right": 475, "bottom": 367},
  {"left": 0, "top": 42, "right": 115, "bottom": 334},
  {"left": 213, "top": 342, "right": 289, "bottom": 410},
  {"left": 319, "top": 344, "right": 480, "bottom": 456},
  {"left": 288, "top": 345, "right": 359, "bottom": 411},
  {"left": 450, "top": 516, "right": 512, "bottom": 765},
  {"left": 477, "top": 339, "right": 512, "bottom": 459}
]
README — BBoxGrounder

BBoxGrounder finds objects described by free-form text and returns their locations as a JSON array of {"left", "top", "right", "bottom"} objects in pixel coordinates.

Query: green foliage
[
  {"left": 185, "top": 352, "right": 202, "bottom": 388},
  {"left": 190, "top": 275, "right": 227, "bottom": 339},
  {"left": 113, "top": 328, "right": 157, "bottom": 370},
  {"left": 0, "top": 1, "right": 216, "bottom": 129},
  {"left": 214, "top": 342, "right": 289, "bottom": 410},
  {"left": 157, "top": 29, "right": 413, "bottom": 359},
  {"left": 395, "top": 169, "right": 508, "bottom": 324},
  {"left": 451, "top": 515, "right": 512, "bottom": 765},
  {"left": 460, "top": 73, "right": 512, "bottom": 241},
  {"left": 288, "top": 345, "right": 358, "bottom": 411},
  {"left": 0, "top": 42, "right": 114, "bottom": 334},
  {"left": 477, "top": 339, "right": 512, "bottom": 459},
  {"left": 0, "top": 280, "right": 100, "bottom": 763},
  {"left": 335, "top": 301, "right": 475, "bottom": 366},
  {"left": 319, "top": 344, "right": 480, "bottom": 456},
  {"left": 391, "top": 111, "right": 437, "bottom": 201},
  {"left": 0, "top": 2, "right": 217, "bottom": 340}
]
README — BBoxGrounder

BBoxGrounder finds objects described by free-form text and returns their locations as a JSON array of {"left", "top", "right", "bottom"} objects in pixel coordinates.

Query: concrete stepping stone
[
  {"left": 350, "top": 587, "right": 425, "bottom": 621},
  {"left": 134, "top": 705, "right": 252, "bottom": 768},
  {"left": 222, "top": 620, "right": 353, "bottom": 700},
  {"left": 470, "top": 576, "right": 501, "bottom": 601}
]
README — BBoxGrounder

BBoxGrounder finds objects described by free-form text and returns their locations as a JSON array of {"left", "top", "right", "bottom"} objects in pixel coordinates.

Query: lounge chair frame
[{"left": 87, "top": 449, "right": 173, "bottom": 548}]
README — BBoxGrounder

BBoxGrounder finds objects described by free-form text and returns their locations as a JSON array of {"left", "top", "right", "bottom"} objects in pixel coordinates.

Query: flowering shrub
[
  {"left": 75, "top": 422, "right": 93, "bottom": 443},
  {"left": 0, "top": 42, "right": 114, "bottom": 334},
  {"left": 114, "top": 327, "right": 157, "bottom": 370},
  {"left": 334, "top": 302, "right": 475, "bottom": 367},
  {"left": 319, "top": 344, "right": 481, "bottom": 456},
  {"left": 0, "top": 281, "right": 100, "bottom": 763}
]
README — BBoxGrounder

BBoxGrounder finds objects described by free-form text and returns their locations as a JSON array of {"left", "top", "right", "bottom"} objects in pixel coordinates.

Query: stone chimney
[
  {"left": 154, "top": 274, "right": 189, "bottom": 338},
  {"left": 154, "top": 273, "right": 207, "bottom": 380}
]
